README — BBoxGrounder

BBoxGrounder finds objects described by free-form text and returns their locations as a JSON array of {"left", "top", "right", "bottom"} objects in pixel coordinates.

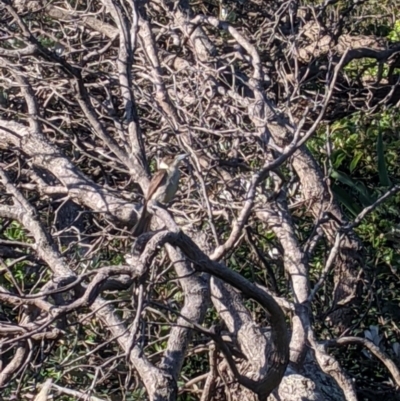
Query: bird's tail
[{"left": 132, "top": 203, "right": 152, "bottom": 236}]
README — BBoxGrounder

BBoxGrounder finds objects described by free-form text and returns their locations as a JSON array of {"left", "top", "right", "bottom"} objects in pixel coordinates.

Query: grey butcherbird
[{"left": 132, "top": 154, "right": 188, "bottom": 236}]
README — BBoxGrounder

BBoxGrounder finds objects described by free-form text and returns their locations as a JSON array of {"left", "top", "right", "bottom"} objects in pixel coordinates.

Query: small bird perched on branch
[{"left": 132, "top": 154, "right": 188, "bottom": 236}]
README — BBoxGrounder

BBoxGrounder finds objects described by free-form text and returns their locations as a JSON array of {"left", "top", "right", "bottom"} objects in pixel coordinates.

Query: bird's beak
[{"left": 176, "top": 154, "right": 188, "bottom": 162}]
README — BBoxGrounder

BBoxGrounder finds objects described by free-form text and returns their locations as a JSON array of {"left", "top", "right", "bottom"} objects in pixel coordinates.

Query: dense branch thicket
[{"left": 0, "top": 0, "right": 400, "bottom": 400}]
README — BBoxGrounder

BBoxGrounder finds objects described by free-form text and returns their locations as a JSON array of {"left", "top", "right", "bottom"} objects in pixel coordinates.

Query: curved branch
[{"left": 326, "top": 337, "right": 400, "bottom": 387}]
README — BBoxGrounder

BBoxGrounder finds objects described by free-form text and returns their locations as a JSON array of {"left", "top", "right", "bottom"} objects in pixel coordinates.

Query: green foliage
[
  {"left": 308, "top": 106, "right": 400, "bottom": 393},
  {"left": 1, "top": 221, "right": 33, "bottom": 288},
  {"left": 388, "top": 20, "right": 400, "bottom": 42},
  {"left": 376, "top": 131, "right": 391, "bottom": 187},
  {"left": 4, "top": 220, "right": 29, "bottom": 242},
  {"left": 38, "top": 37, "right": 56, "bottom": 49},
  {"left": 312, "top": 111, "right": 399, "bottom": 218},
  {"left": 319, "top": 110, "right": 400, "bottom": 217},
  {"left": 342, "top": 18, "right": 400, "bottom": 82}
]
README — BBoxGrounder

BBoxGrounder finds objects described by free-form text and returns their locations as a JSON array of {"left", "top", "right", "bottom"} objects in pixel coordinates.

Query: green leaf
[
  {"left": 331, "top": 170, "right": 375, "bottom": 206},
  {"left": 376, "top": 131, "right": 392, "bottom": 187},
  {"left": 349, "top": 151, "right": 363, "bottom": 173},
  {"left": 332, "top": 150, "right": 347, "bottom": 169},
  {"left": 332, "top": 185, "right": 361, "bottom": 217},
  {"left": 331, "top": 170, "right": 354, "bottom": 187},
  {"left": 354, "top": 181, "right": 376, "bottom": 207}
]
